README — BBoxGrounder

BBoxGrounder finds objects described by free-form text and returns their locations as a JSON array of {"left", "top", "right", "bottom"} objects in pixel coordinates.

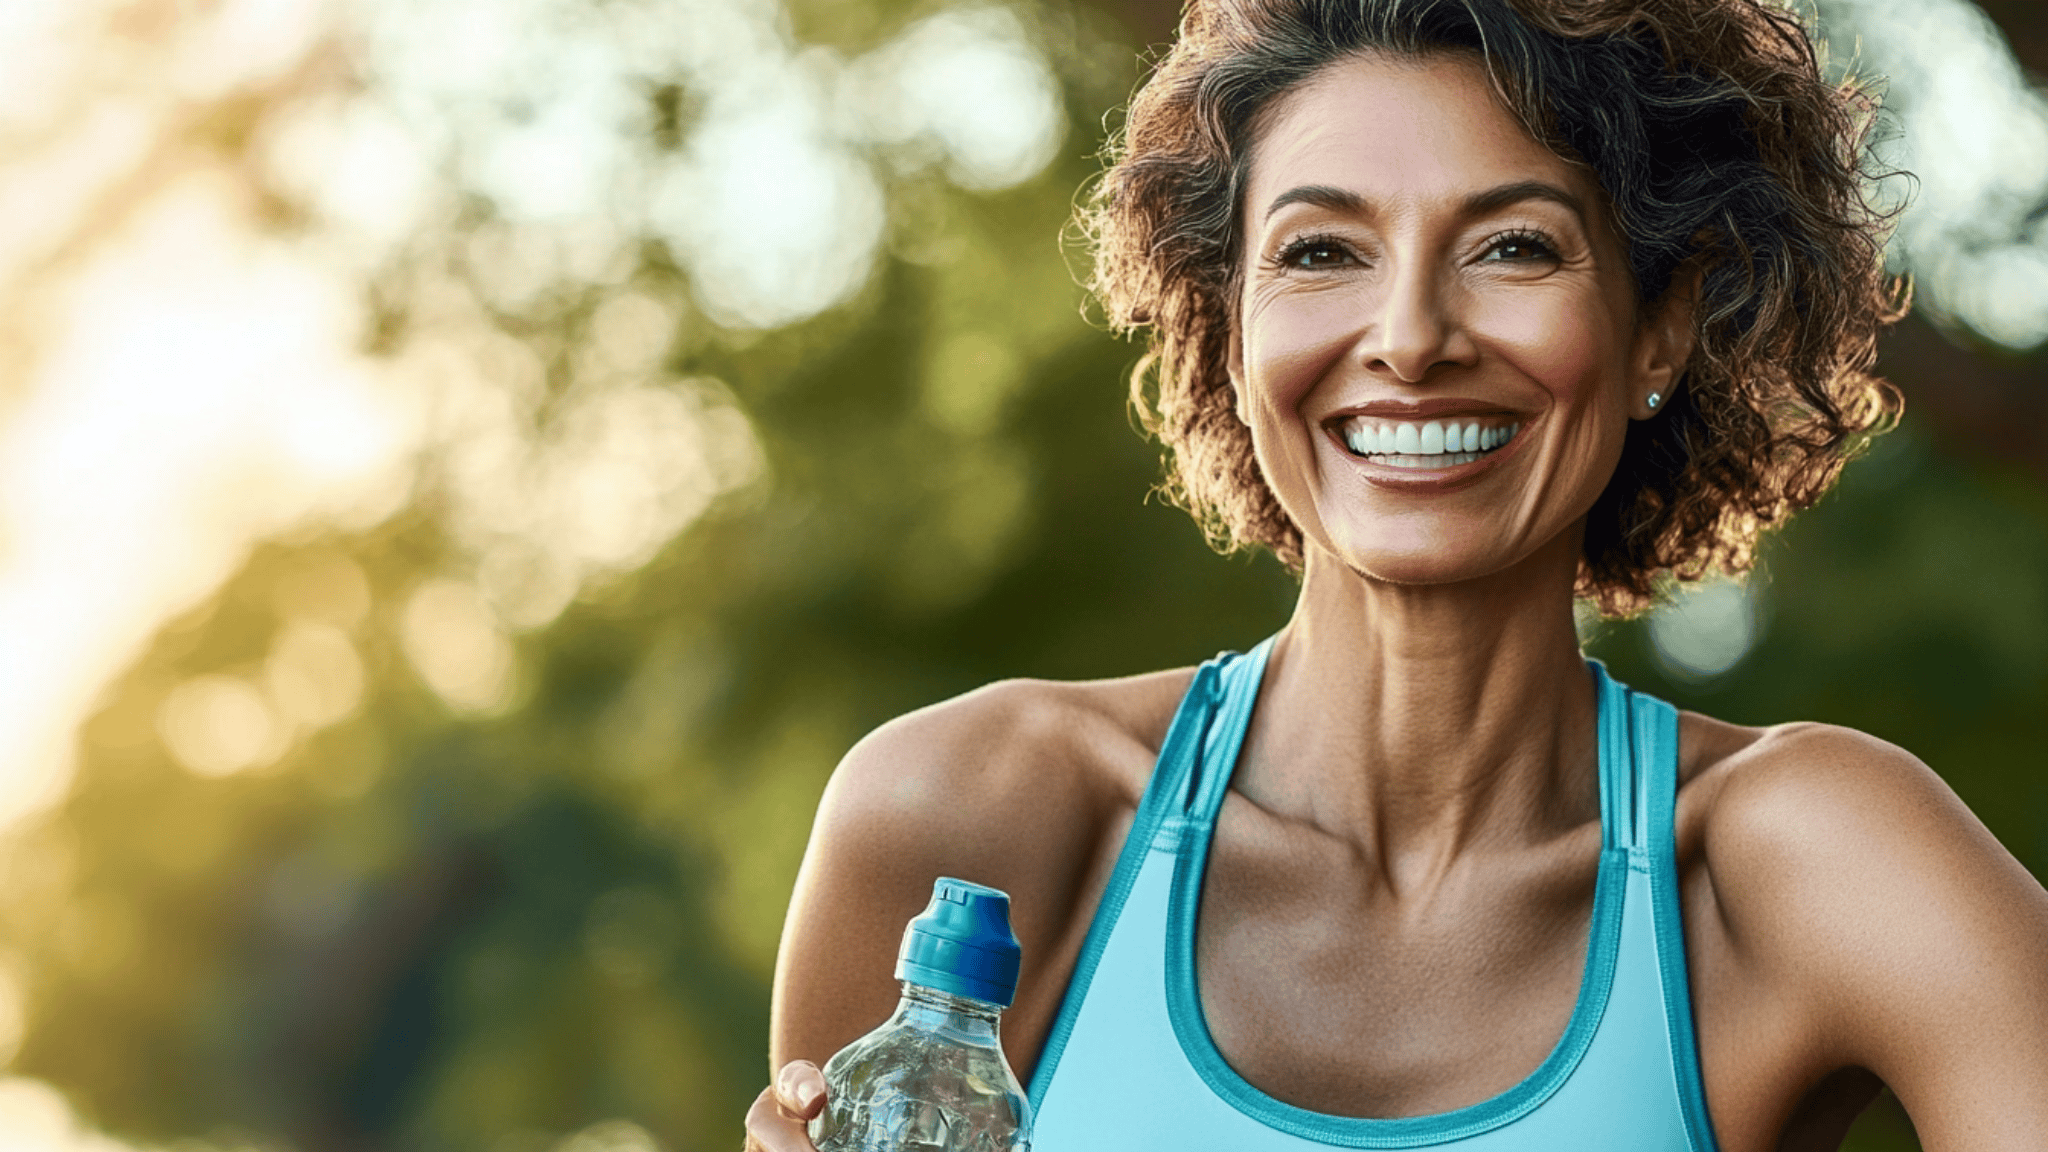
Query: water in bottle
[{"left": 809, "top": 877, "right": 1032, "bottom": 1152}]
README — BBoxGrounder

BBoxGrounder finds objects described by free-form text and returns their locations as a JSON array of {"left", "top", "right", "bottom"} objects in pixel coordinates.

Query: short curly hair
[{"left": 1084, "top": 0, "right": 1905, "bottom": 615}]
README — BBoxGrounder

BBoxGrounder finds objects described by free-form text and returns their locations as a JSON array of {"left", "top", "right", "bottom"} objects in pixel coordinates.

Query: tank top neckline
[{"left": 1157, "top": 636, "right": 1636, "bottom": 1143}]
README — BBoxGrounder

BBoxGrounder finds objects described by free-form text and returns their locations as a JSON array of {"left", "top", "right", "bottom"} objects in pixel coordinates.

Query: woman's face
[{"left": 1231, "top": 51, "right": 1690, "bottom": 589}]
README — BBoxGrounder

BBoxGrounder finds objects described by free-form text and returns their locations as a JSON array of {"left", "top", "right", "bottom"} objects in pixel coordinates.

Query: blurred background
[{"left": 0, "top": 0, "right": 2037, "bottom": 1148}]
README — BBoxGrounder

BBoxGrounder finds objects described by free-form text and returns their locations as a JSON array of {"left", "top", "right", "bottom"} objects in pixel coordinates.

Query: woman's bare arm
[
  {"left": 746, "top": 670, "right": 1186, "bottom": 1152},
  {"left": 1706, "top": 724, "right": 2048, "bottom": 1149},
  {"left": 768, "top": 675, "right": 1167, "bottom": 1072}
]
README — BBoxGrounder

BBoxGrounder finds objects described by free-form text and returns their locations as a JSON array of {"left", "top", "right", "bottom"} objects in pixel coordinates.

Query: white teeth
[{"left": 1339, "top": 418, "right": 1522, "bottom": 462}]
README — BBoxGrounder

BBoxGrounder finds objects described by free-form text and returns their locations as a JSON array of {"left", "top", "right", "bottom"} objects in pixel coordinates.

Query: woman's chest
[
  {"left": 1190, "top": 829, "right": 1857, "bottom": 1149},
  {"left": 1187, "top": 826, "right": 1606, "bottom": 1119}
]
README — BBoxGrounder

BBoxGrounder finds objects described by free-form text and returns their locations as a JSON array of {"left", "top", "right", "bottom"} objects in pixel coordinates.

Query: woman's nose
[{"left": 1358, "top": 265, "right": 1477, "bottom": 384}]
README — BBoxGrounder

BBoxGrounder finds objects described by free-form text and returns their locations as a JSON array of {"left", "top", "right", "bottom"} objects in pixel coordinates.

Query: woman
[{"left": 746, "top": 0, "right": 2048, "bottom": 1147}]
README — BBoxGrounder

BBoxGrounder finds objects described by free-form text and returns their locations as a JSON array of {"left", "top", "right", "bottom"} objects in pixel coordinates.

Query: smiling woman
[
  {"left": 1227, "top": 55, "right": 1672, "bottom": 598},
  {"left": 1095, "top": 0, "right": 1904, "bottom": 615},
  {"left": 744, "top": 2, "right": 2048, "bottom": 1151}
]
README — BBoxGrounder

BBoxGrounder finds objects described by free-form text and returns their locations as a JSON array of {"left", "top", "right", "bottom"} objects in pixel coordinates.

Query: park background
[{"left": 0, "top": 0, "right": 2039, "bottom": 1148}]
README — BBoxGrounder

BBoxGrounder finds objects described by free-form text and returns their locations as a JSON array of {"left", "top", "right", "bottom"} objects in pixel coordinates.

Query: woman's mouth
[{"left": 1332, "top": 416, "right": 1522, "bottom": 470}]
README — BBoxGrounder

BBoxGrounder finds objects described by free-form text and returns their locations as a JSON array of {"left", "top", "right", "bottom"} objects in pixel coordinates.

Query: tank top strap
[
  {"left": 1589, "top": 659, "right": 1638, "bottom": 854},
  {"left": 1631, "top": 686, "right": 1681, "bottom": 863},
  {"left": 1122, "top": 654, "right": 1228, "bottom": 854},
  {"left": 1627, "top": 678, "right": 1720, "bottom": 1149},
  {"left": 1151, "top": 658, "right": 1225, "bottom": 809},
  {"left": 1184, "top": 636, "right": 1275, "bottom": 824},
  {"left": 1024, "top": 640, "right": 1270, "bottom": 1097}
]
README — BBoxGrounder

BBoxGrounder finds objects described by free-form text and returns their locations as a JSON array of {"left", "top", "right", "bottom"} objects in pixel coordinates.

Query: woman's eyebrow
[
  {"left": 1262, "top": 184, "right": 1365, "bottom": 222},
  {"left": 1261, "top": 180, "right": 1587, "bottom": 225},
  {"left": 1461, "top": 180, "right": 1586, "bottom": 224}
]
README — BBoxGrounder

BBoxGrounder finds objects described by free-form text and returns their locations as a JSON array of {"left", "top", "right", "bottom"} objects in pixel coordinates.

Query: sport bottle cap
[{"left": 896, "top": 877, "right": 1022, "bottom": 1008}]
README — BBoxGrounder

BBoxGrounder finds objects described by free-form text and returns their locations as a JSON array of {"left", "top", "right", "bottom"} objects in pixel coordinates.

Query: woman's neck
[{"left": 1234, "top": 532, "right": 1603, "bottom": 895}]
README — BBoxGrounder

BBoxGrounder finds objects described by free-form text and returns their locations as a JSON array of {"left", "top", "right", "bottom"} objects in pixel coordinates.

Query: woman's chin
[
  {"left": 1312, "top": 540, "right": 1508, "bottom": 590},
  {"left": 1305, "top": 509, "right": 1581, "bottom": 593}
]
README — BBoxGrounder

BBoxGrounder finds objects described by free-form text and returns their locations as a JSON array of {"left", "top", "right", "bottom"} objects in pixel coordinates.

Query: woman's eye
[
  {"left": 1278, "top": 239, "right": 1354, "bottom": 269},
  {"left": 1482, "top": 231, "right": 1559, "bottom": 263}
]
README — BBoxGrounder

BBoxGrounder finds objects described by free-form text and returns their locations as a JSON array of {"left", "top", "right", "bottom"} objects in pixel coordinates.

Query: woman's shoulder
[
  {"left": 1677, "top": 714, "right": 2015, "bottom": 894},
  {"left": 1676, "top": 712, "right": 2048, "bottom": 1111},
  {"left": 824, "top": 665, "right": 1200, "bottom": 834},
  {"left": 1677, "top": 713, "right": 2031, "bottom": 926},
  {"left": 773, "top": 665, "right": 1202, "bottom": 1068}
]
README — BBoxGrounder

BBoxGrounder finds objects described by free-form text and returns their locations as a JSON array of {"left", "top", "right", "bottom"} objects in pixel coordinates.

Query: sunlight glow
[
  {"left": 0, "top": 172, "right": 407, "bottom": 823},
  {"left": 0, "top": 1078, "right": 148, "bottom": 1152},
  {"left": 0, "top": 0, "right": 807, "bottom": 831},
  {"left": 168, "top": 0, "right": 333, "bottom": 101},
  {"left": 0, "top": 3, "right": 84, "bottom": 132},
  {"left": 0, "top": 100, "right": 155, "bottom": 289}
]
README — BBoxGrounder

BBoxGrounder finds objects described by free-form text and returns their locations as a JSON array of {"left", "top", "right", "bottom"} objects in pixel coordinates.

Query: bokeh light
[
  {"left": 1647, "top": 576, "right": 1765, "bottom": 682},
  {"left": 1820, "top": 0, "right": 2048, "bottom": 348}
]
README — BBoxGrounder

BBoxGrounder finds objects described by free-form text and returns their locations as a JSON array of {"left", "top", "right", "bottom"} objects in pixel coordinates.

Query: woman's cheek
[
  {"left": 1469, "top": 288, "right": 1609, "bottom": 406},
  {"left": 1245, "top": 288, "right": 1366, "bottom": 413}
]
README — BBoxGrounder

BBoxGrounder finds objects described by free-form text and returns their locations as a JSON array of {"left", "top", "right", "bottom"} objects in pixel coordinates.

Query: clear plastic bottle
[{"left": 809, "top": 878, "right": 1032, "bottom": 1152}]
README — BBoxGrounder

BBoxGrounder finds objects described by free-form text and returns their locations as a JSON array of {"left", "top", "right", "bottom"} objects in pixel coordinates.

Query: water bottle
[{"left": 809, "top": 877, "right": 1032, "bottom": 1152}]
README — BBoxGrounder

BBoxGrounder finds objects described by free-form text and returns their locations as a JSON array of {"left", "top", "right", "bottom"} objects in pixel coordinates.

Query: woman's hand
[{"left": 743, "top": 1060, "right": 827, "bottom": 1152}]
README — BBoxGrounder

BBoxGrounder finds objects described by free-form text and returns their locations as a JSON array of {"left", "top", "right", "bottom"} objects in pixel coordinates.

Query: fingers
[
  {"left": 742, "top": 1061, "right": 827, "bottom": 1152},
  {"left": 777, "top": 1060, "right": 827, "bottom": 1118},
  {"left": 744, "top": 1086, "right": 812, "bottom": 1152}
]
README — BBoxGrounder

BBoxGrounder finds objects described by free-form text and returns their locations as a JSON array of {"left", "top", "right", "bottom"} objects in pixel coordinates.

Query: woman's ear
[{"left": 1631, "top": 264, "right": 1701, "bottom": 420}]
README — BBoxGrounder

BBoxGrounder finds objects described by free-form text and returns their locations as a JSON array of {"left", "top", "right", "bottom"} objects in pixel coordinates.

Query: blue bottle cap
[{"left": 895, "top": 877, "right": 1022, "bottom": 1008}]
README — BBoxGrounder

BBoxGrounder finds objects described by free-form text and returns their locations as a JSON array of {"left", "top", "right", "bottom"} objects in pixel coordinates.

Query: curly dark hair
[{"left": 1084, "top": 0, "right": 1905, "bottom": 615}]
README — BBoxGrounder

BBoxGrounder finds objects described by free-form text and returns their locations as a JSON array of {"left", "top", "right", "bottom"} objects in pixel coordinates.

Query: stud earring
[{"left": 1646, "top": 391, "right": 1662, "bottom": 411}]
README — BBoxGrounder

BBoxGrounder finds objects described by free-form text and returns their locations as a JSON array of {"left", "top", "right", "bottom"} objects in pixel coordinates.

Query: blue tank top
[{"left": 1027, "top": 639, "right": 1723, "bottom": 1150}]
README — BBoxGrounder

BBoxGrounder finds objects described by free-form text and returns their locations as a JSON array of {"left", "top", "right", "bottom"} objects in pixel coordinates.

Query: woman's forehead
[{"left": 1245, "top": 52, "right": 1597, "bottom": 225}]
